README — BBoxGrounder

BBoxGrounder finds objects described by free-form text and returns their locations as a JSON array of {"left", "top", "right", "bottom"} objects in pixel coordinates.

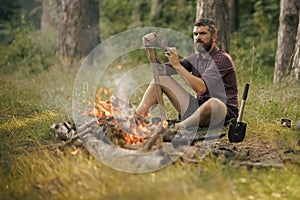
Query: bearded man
[{"left": 136, "top": 18, "right": 238, "bottom": 129}]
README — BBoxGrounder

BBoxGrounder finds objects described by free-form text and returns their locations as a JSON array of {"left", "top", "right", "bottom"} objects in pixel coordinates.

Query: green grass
[{"left": 0, "top": 57, "right": 300, "bottom": 200}]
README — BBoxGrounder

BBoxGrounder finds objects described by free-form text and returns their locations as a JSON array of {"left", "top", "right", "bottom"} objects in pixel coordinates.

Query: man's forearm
[{"left": 174, "top": 63, "right": 206, "bottom": 95}]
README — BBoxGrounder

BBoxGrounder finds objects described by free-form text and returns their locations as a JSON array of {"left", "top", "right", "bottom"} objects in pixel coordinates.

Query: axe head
[{"left": 142, "top": 32, "right": 169, "bottom": 50}]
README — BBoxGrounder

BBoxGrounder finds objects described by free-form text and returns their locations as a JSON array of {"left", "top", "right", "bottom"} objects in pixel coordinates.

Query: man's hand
[{"left": 165, "top": 47, "right": 181, "bottom": 69}]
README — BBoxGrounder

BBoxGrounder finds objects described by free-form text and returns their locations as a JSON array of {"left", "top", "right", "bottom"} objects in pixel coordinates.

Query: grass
[{"left": 0, "top": 55, "right": 300, "bottom": 200}]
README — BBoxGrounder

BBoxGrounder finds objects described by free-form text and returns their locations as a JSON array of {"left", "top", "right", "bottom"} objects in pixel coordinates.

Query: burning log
[{"left": 140, "top": 126, "right": 164, "bottom": 152}]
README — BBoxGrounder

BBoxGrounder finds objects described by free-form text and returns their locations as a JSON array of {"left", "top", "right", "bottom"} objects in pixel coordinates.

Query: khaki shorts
[{"left": 179, "top": 95, "right": 238, "bottom": 126}]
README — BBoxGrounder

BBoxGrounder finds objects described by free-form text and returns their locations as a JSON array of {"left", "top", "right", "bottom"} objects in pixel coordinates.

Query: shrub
[{"left": 0, "top": 14, "right": 53, "bottom": 74}]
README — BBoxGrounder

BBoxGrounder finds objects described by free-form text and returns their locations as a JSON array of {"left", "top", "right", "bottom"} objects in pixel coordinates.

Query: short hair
[{"left": 194, "top": 18, "right": 217, "bottom": 35}]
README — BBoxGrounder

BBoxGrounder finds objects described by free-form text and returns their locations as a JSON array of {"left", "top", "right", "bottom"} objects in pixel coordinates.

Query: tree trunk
[
  {"left": 41, "top": 0, "right": 59, "bottom": 30},
  {"left": 58, "top": 0, "right": 100, "bottom": 58},
  {"left": 226, "top": 0, "right": 239, "bottom": 33},
  {"left": 40, "top": 0, "right": 60, "bottom": 53},
  {"left": 130, "top": 1, "right": 142, "bottom": 28},
  {"left": 150, "top": 0, "right": 162, "bottom": 19},
  {"left": 196, "top": 0, "right": 230, "bottom": 52},
  {"left": 274, "top": 0, "right": 299, "bottom": 83},
  {"left": 291, "top": 12, "right": 300, "bottom": 80}
]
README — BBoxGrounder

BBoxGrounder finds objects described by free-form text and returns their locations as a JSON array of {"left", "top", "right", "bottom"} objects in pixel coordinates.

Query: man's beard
[{"left": 195, "top": 38, "right": 213, "bottom": 53}]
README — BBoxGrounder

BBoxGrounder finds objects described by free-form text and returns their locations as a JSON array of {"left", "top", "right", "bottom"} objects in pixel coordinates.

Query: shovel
[{"left": 228, "top": 83, "right": 250, "bottom": 143}]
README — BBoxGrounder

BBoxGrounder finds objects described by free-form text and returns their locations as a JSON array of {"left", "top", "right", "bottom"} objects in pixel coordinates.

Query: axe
[
  {"left": 142, "top": 33, "right": 170, "bottom": 121},
  {"left": 228, "top": 83, "right": 250, "bottom": 143}
]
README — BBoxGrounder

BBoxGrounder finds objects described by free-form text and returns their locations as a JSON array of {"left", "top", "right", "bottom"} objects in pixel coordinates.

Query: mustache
[{"left": 195, "top": 39, "right": 204, "bottom": 44}]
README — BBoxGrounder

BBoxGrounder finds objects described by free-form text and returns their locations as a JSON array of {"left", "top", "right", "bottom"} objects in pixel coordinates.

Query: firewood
[
  {"left": 76, "top": 119, "right": 98, "bottom": 133},
  {"left": 162, "top": 129, "right": 226, "bottom": 147},
  {"left": 140, "top": 126, "right": 165, "bottom": 152}
]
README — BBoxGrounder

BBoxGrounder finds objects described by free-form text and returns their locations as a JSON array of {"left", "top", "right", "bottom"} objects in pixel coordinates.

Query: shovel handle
[
  {"left": 242, "top": 83, "right": 250, "bottom": 101},
  {"left": 237, "top": 83, "right": 250, "bottom": 122}
]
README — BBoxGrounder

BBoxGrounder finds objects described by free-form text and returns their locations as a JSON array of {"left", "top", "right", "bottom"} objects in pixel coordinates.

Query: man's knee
[
  {"left": 205, "top": 98, "right": 227, "bottom": 117},
  {"left": 210, "top": 98, "right": 226, "bottom": 109},
  {"left": 201, "top": 98, "right": 226, "bottom": 126}
]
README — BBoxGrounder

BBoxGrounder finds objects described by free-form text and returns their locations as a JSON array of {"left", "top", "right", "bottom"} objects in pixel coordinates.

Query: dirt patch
[{"left": 191, "top": 136, "right": 300, "bottom": 168}]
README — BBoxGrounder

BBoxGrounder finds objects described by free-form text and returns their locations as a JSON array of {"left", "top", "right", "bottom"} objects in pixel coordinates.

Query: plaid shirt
[{"left": 166, "top": 46, "right": 238, "bottom": 115}]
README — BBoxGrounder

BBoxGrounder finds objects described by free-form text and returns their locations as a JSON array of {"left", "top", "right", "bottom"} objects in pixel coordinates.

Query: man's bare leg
[
  {"left": 175, "top": 98, "right": 227, "bottom": 128},
  {"left": 136, "top": 75, "right": 190, "bottom": 118},
  {"left": 135, "top": 82, "right": 158, "bottom": 117}
]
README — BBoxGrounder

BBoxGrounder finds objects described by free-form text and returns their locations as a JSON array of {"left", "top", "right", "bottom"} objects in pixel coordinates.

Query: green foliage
[
  {"left": 232, "top": 0, "right": 280, "bottom": 68},
  {"left": 99, "top": 0, "right": 196, "bottom": 39},
  {"left": 0, "top": 17, "right": 52, "bottom": 74},
  {"left": 99, "top": 0, "right": 280, "bottom": 69},
  {"left": 153, "top": 0, "right": 195, "bottom": 35},
  {"left": 0, "top": 0, "right": 281, "bottom": 74},
  {"left": 99, "top": 0, "right": 134, "bottom": 39},
  {"left": 0, "top": 0, "right": 21, "bottom": 26},
  {"left": 0, "top": 0, "right": 41, "bottom": 41},
  {"left": 0, "top": 0, "right": 52, "bottom": 74}
]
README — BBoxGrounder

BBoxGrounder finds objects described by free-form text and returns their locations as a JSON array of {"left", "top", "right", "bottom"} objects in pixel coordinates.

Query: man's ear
[{"left": 212, "top": 33, "right": 217, "bottom": 42}]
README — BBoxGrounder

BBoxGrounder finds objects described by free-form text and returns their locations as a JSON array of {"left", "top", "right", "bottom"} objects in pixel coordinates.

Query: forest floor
[{"left": 1, "top": 60, "right": 300, "bottom": 200}]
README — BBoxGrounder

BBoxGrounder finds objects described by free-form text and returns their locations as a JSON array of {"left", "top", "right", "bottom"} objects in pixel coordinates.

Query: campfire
[{"left": 82, "top": 87, "right": 168, "bottom": 148}]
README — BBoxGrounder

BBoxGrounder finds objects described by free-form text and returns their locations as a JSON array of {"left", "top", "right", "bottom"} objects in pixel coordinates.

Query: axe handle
[
  {"left": 237, "top": 83, "right": 250, "bottom": 122},
  {"left": 145, "top": 47, "right": 165, "bottom": 120}
]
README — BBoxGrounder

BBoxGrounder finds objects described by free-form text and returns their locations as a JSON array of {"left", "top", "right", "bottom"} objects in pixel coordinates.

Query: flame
[
  {"left": 123, "top": 132, "right": 145, "bottom": 144},
  {"left": 117, "top": 65, "right": 123, "bottom": 70},
  {"left": 83, "top": 87, "right": 170, "bottom": 145},
  {"left": 86, "top": 87, "right": 150, "bottom": 145},
  {"left": 70, "top": 148, "right": 80, "bottom": 155},
  {"left": 94, "top": 100, "right": 112, "bottom": 117}
]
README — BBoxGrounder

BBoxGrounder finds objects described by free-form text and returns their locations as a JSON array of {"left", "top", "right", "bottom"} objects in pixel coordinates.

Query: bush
[
  {"left": 0, "top": 15, "right": 53, "bottom": 74},
  {"left": 231, "top": 0, "right": 280, "bottom": 68}
]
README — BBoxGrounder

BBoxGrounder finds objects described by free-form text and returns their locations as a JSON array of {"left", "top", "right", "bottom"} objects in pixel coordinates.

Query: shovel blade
[{"left": 228, "top": 120, "right": 247, "bottom": 143}]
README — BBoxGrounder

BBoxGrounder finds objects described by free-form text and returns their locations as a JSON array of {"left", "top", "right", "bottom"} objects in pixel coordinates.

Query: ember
[{"left": 70, "top": 148, "right": 80, "bottom": 155}]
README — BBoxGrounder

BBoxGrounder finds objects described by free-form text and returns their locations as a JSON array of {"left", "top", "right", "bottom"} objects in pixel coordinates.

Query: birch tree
[
  {"left": 290, "top": 9, "right": 300, "bottom": 80},
  {"left": 41, "top": 0, "right": 59, "bottom": 30},
  {"left": 274, "top": 0, "right": 299, "bottom": 82}
]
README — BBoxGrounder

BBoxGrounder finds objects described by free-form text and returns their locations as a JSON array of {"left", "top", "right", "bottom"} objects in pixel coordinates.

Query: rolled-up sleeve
[{"left": 200, "top": 58, "right": 226, "bottom": 102}]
